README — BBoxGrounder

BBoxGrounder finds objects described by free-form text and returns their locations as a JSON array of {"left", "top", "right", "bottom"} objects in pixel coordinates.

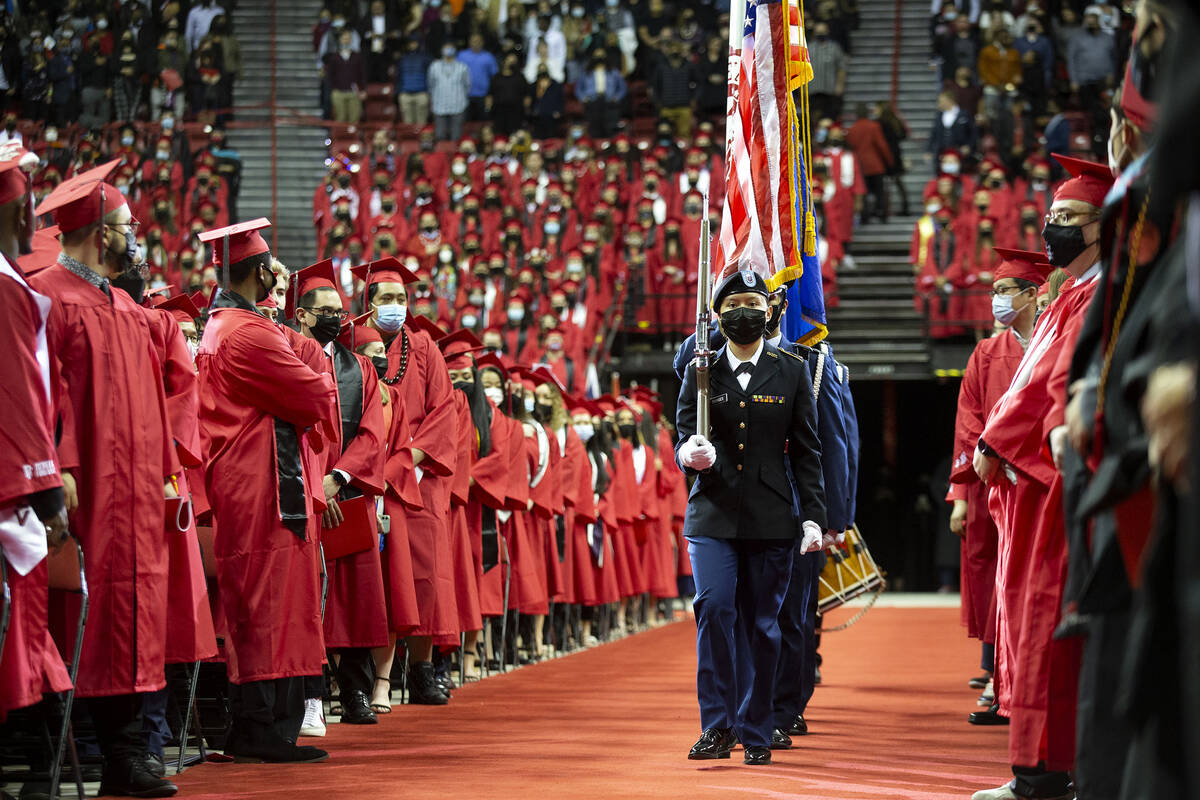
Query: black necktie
[{"left": 734, "top": 361, "right": 754, "bottom": 377}]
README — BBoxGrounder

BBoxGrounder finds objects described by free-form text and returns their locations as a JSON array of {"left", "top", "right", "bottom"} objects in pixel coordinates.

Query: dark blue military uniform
[{"left": 675, "top": 306, "right": 826, "bottom": 750}]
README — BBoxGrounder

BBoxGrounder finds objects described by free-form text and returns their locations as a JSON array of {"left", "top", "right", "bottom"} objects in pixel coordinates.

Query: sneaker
[
  {"left": 968, "top": 673, "right": 991, "bottom": 690},
  {"left": 97, "top": 758, "right": 178, "bottom": 798},
  {"left": 977, "top": 678, "right": 995, "bottom": 706},
  {"left": 300, "top": 698, "right": 326, "bottom": 737}
]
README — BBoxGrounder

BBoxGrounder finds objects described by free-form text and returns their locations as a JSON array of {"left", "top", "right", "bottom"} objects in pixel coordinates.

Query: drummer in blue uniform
[{"left": 675, "top": 269, "right": 827, "bottom": 766}]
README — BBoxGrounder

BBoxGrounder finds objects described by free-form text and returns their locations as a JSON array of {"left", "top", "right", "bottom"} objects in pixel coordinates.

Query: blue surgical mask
[
  {"left": 991, "top": 294, "right": 1018, "bottom": 325},
  {"left": 544, "top": 222, "right": 560, "bottom": 235},
  {"left": 374, "top": 302, "right": 406, "bottom": 331},
  {"left": 573, "top": 422, "right": 594, "bottom": 442},
  {"left": 524, "top": 396, "right": 536, "bottom": 415}
]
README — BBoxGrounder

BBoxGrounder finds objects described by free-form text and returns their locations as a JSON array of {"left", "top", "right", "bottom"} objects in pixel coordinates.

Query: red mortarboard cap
[
  {"left": 0, "top": 142, "right": 37, "bottom": 205},
  {"left": 992, "top": 248, "right": 1054, "bottom": 285},
  {"left": 16, "top": 225, "right": 63, "bottom": 275},
  {"left": 476, "top": 352, "right": 508, "bottom": 380},
  {"left": 34, "top": 159, "right": 130, "bottom": 233},
  {"left": 437, "top": 328, "right": 486, "bottom": 367},
  {"left": 349, "top": 256, "right": 419, "bottom": 293},
  {"left": 406, "top": 312, "right": 447, "bottom": 340},
  {"left": 294, "top": 258, "right": 340, "bottom": 298},
  {"left": 527, "top": 363, "right": 565, "bottom": 392},
  {"left": 336, "top": 312, "right": 381, "bottom": 349},
  {"left": 594, "top": 395, "right": 617, "bottom": 414},
  {"left": 1051, "top": 155, "right": 1114, "bottom": 208},
  {"left": 197, "top": 218, "right": 272, "bottom": 266},
  {"left": 156, "top": 293, "right": 202, "bottom": 323}
]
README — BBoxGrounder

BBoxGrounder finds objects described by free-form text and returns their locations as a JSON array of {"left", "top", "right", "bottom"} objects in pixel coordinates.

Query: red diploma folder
[{"left": 320, "top": 495, "right": 378, "bottom": 560}]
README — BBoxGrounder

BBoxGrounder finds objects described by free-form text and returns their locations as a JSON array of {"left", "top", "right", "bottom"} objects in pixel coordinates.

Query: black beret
[{"left": 712, "top": 268, "right": 769, "bottom": 310}]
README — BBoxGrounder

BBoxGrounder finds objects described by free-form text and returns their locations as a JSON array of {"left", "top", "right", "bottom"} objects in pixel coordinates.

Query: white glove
[
  {"left": 801, "top": 521, "right": 823, "bottom": 553},
  {"left": 835, "top": 530, "right": 846, "bottom": 545},
  {"left": 821, "top": 531, "right": 837, "bottom": 549},
  {"left": 678, "top": 434, "right": 716, "bottom": 470}
]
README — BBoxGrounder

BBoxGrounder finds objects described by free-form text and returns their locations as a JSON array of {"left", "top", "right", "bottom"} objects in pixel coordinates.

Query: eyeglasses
[
  {"left": 302, "top": 307, "right": 350, "bottom": 320},
  {"left": 991, "top": 284, "right": 1028, "bottom": 297},
  {"left": 1044, "top": 210, "right": 1099, "bottom": 226}
]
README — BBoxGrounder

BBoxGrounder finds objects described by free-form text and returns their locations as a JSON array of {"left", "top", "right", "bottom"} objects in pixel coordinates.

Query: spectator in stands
[
  {"left": 327, "top": 28, "right": 367, "bottom": 124},
  {"left": 938, "top": 16, "right": 979, "bottom": 84},
  {"left": 46, "top": 37, "right": 76, "bottom": 127},
  {"left": 977, "top": 0, "right": 1015, "bottom": 40},
  {"left": 154, "top": 28, "right": 188, "bottom": 120},
  {"left": 429, "top": 43, "right": 471, "bottom": 141},
  {"left": 1084, "top": 1, "right": 1120, "bottom": 35},
  {"left": 1052, "top": 6, "right": 1081, "bottom": 59},
  {"left": 20, "top": 49, "right": 50, "bottom": 123},
  {"left": 1066, "top": 11, "right": 1116, "bottom": 119},
  {"left": 876, "top": 100, "right": 911, "bottom": 217},
  {"left": 525, "top": 38, "right": 565, "bottom": 84},
  {"left": 697, "top": 35, "right": 726, "bottom": 121},
  {"left": 976, "top": 29, "right": 1021, "bottom": 119},
  {"left": 187, "top": 38, "right": 227, "bottom": 123},
  {"left": 79, "top": 35, "right": 113, "bottom": 130},
  {"left": 112, "top": 43, "right": 143, "bottom": 122},
  {"left": 926, "top": 89, "right": 976, "bottom": 173},
  {"left": 846, "top": 103, "right": 895, "bottom": 224},
  {"left": 649, "top": 35, "right": 697, "bottom": 138},
  {"left": 458, "top": 33, "right": 499, "bottom": 121},
  {"left": 529, "top": 66, "right": 565, "bottom": 139},
  {"left": 576, "top": 49, "right": 627, "bottom": 138},
  {"left": 425, "top": 4, "right": 463, "bottom": 60},
  {"left": 637, "top": 0, "right": 673, "bottom": 51},
  {"left": 396, "top": 36, "right": 432, "bottom": 126},
  {"left": 362, "top": 0, "right": 399, "bottom": 83},
  {"left": 1014, "top": 19, "right": 1052, "bottom": 117},
  {"left": 186, "top": 0, "right": 225, "bottom": 53},
  {"left": 209, "top": 16, "right": 242, "bottom": 112},
  {"left": 807, "top": 22, "right": 847, "bottom": 124},
  {"left": 488, "top": 52, "right": 529, "bottom": 136},
  {"left": 947, "top": 65, "right": 982, "bottom": 117}
]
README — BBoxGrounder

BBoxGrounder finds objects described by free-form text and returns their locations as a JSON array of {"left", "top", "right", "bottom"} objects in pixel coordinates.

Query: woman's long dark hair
[{"left": 457, "top": 366, "right": 493, "bottom": 457}]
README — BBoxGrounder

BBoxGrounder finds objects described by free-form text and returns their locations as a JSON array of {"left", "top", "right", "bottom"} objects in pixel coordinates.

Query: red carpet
[{"left": 162, "top": 607, "right": 1007, "bottom": 800}]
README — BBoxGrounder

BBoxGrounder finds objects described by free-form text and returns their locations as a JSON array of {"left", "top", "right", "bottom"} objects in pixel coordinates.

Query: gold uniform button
[
  {"left": 736, "top": 464, "right": 743, "bottom": 471},
  {"left": 739, "top": 401, "right": 746, "bottom": 408},
  {"left": 739, "top": 422, "right": 746, "bottom": 429},
  {"left": 738, "top": 443, "right": 745, "bottom": 451}
]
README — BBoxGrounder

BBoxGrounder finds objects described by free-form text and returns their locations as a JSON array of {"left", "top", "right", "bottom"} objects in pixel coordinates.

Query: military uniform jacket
[{"left": 675, "top": 340, "right": 827, "bottom": 539}]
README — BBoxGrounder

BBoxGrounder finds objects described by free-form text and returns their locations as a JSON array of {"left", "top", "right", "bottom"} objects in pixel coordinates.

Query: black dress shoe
[
  {"left": 785, "top": 714, "right": 808, "bottom": 736},
  {"left": 98, "top": 758, "right": 179, "bottom": 798},
  {"left": 743, "top": 745, "right": 772, "bottom": 765},
  {"left": 769, "top": 729, "right": 792, "bottom": 750},
  {"left": 968, "top": 673, "right": 991, "bottom": 690},
  {"left": 144, "top": 752, "right": 166, "bottom": 778},
  {"left": 687, "top": 727, "right": 736, "bottom": 760},
  {"left": 407, "top": 662, "right": 449, "bottom": 705},
  {"left": 339, "top": 690, "right": 378, "bottom": 724},
  {"left": 968, "top": 703, "right": 1010, "bottom": 726}
]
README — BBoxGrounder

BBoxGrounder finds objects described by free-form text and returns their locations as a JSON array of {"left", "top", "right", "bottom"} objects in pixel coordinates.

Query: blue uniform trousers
[
  {"left": 687, "top": 535, "right": 793, "bottom": 749},
  {"left": 773, "top": 546, "right": 824, "bottom": 727}
]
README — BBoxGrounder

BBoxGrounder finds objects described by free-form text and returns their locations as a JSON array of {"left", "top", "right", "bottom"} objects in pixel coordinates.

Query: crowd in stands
[
  {"left": 307, "top": 0, "right": 885, "bottom": 375},
  {"left": 0, "top": 1, "right": 241, "bottom": 127},
  {"left": 914, "top": 0, "right": 1129, "bottom": 339}
]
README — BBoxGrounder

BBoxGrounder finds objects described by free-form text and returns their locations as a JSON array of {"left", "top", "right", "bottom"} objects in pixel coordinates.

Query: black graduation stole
[
  {"left": 332, "top": 341, "right": 366, "bottom": 501},
  {"left": 212, "top": 289, "right": 310, "bottom": 539},
  {"left": 481, "top": 508, "right": 499, "bottom": 573}
]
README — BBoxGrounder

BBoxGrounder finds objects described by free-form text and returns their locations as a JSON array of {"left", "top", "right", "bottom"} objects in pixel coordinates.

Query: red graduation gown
[
  {"left": 611, "top": 440, "right": 644, "bottom": 597},
  {"left": 569, "top": 447, "right": 600, "bottom": 607},
  {"left": 322, "top": 349, "right": 389, "bottom": 649},
  {"left": 593, "top": 453, "right": 622, "bottom": 605},
  {"left": 471, "top": 405, "right": 515, "bottom": 618},
  {"left": 981, "top": 270, "right": 1099, "bottom": 769},
  {"left": 31, "top": 263, "right": 178, "bottom": 698},
  {"left": 379, "top": 382, "right": 422, "bottom": 635},
  {"left": 437, "top": 390, "right": 482, "bottom": 647},
  {"left": 949, "top": 329, "right": 1025, "bottom": 642},
  {"left": 196, "top": 305, "right": 337, "bottom": 684},
  {"left": 384, "top": 325, "right": 458, "bottom": 637},
  {"left": 143, "top": 308, "right": 218, "bottom": 665},
  {"left": 0, "top": 259, "right": 71, "bottom": 718},
  {"left": 515, "top": 427, "right": 551, "bottom": 616}
]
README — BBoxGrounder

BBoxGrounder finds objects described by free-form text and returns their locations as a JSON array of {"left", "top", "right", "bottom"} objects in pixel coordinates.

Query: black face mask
[
  {"left": 453, "top": 380, "right": 474, "bottom": 393},
  {"left": 1041, "top": 222, "right": 1088, "bottom": 268},
  {"left": 618, "top": 423, "right": 636, "bottom": 440},
  {"left": 308, "top": 313, "right": 342, "bottom": 345},
  {"left": 533, "top": 402, "right": 554, "bottom": 423},
  {"left": 719, "top": 307, "right": 768, "bottom": 345},
  {"left": 371, "top": 355, "right": 389, "bottom": 379},
  {"left": 256, "top": 265, "right": 276, "bottom": 303},
  {"left": 110, "top": 267, "right": 146, "bottom": 302},
  {"left": 766, "top": 301, "right": 784, "bottom": 333}
]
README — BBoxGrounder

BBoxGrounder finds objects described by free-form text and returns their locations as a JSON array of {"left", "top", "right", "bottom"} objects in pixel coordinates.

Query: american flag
[{"left": 714, "top": 0, "right": 828, "bottom": 344}]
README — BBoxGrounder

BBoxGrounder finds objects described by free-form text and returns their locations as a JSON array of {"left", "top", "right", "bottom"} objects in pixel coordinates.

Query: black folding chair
[
  {"left": 46, "top": 540, "right": 87, "bottom": 800},
  {"left": 176, "top": 527, "right": 212, "bottom": 775}
]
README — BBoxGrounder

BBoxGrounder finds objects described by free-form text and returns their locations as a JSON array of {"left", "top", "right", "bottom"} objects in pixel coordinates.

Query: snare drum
[{"left": 817, "top": 526, "right": 885, "bottom": 614}]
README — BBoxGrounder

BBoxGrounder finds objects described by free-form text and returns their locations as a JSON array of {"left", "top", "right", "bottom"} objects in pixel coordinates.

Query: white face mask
[
  {"left": 186, "top": 339, "right": 199, "bottom": 361},
  {"left": 484, "top": 386, "right": 505, "bottom": 406},
  {"left": 462, "top": 314, "right": 477, "bottom": 328},
  {"left": 991, "top": 293, "right": 1020, "bottom": 325},
  {"left": 573, "top": 422, "right": 594, "bottom": 442},
  {"left": 523, "top": 396, "right": 535, "bottom": 414},
  {"left": 507, "top": 307, "right": 524, "bottom": 322}
]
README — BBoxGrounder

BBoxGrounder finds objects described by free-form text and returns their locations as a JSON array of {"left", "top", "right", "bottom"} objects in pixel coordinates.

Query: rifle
[{"left": 694, "top": 189, "right": 711, "bottom": 439}]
